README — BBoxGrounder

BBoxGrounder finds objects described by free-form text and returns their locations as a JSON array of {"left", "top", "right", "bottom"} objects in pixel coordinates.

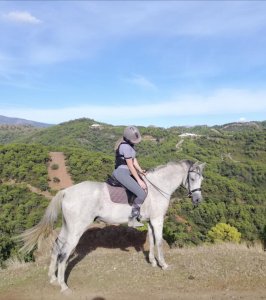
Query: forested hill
[
  {"left": 0, "top": 118, "right": 265, "bottom": 153},
  {"left": 0, "top": 118, "right": 265, "bottom": 266}
]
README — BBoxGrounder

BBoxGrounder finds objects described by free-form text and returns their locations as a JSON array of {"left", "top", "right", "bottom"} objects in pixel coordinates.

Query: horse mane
[{"left": 147, "top": 159, "right": 194, "bottom": 174}]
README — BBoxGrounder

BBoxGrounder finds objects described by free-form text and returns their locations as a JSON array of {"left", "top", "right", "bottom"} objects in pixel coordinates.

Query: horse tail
[{"left": 18, "top": 190, "right": 64, "bottom": 254}]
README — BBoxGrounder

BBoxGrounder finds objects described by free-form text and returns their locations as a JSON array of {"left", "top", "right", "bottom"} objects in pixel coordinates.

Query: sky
[{"left": 0, "top": 1, "right": 266, "bottom": 128}]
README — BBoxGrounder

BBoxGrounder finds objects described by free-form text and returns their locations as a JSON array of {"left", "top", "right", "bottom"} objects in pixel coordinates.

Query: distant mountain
[
  {"left": 0, "top": 115, "right": 53, "bottom": 128},
  {"left": 220, "top": 121, "right": 262, "bottom": 131}
]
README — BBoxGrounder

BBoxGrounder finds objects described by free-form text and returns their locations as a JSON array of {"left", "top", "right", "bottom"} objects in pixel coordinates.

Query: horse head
[{"left": 184, "top": 161, "right": 206, "bottom": 206}]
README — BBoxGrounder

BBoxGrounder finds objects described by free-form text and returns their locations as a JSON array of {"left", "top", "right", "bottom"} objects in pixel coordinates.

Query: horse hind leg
[
  {"left": 56, "top": 234, "right": 80, "bottom": 293},
  {"left": 48, "top": 227, "right": 68, "bottom": 285},
  {"left": 48, "top": 245, "right": 59, "bottom": 285},
  {"left": 48, "top": 236, "right": 65, "bottom": 285},
  {"left": 57, "top": 219, "right": 94, "bottom": 293}
]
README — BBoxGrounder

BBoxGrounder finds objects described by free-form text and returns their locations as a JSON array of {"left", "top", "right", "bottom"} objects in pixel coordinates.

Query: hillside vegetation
[
  {"left": 0, "top": 118, "right": 265, "bottom": 266},
  {"left": 0, "top": 125, "right": 41, "bottom": 145}
]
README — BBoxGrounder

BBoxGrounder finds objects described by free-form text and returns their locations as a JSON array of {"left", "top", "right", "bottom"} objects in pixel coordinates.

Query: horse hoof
[
  {"left": 50, "top": 276, "right": 59, "bottom": 286},
  {"left": 162, "top": 264, "right": 169, "bottom": 270},
  {"left": 150, "top": 260, "right": 157, "bottom": 267},
  {"left": 50, "top": 279, "right": 59, "bottom": 286},
  {"left": 61, "top": 287, "right": 72, "bottom": 295}
]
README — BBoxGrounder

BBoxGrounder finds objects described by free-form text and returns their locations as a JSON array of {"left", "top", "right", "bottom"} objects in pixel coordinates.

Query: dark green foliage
[
  {"left": 0, "top": 144, "right": 50, "bottom": 190},
  {"left": 64, "top": 148, "right": 114, "bottom": 182},
  {"left": 0, "top": 184, "right": 49, "bottom": 266}
]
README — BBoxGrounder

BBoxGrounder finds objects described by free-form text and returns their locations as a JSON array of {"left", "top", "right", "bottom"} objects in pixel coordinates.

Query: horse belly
[{"left": 98, "top": 185, "right": 132, "bottom": 224}]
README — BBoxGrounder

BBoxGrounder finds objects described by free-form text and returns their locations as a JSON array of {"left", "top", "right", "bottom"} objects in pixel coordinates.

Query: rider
[{"left": 112, "top": 126, "right": 147, "bottom": 227}]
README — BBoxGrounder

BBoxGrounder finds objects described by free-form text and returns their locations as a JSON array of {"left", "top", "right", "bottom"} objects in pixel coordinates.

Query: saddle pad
[{"left": 107, "top": 184, "right": 135, "bottom": 205}]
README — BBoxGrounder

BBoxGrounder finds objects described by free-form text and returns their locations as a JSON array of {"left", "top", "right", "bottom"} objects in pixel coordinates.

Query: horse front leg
[
  {"left": 147, "top": 222, "right": 156, "bottom": 267},
  {"left": 150, "top": 217, "right": 168, "bottom": 270}
]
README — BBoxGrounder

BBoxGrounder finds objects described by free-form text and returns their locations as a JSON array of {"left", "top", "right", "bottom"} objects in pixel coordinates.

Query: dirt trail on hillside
[
  {"left": 48, "top": 152, "right": 73, "bottom": 190},
  {"left": 0, "top": 226, "right": 266, "bottom": 300}
]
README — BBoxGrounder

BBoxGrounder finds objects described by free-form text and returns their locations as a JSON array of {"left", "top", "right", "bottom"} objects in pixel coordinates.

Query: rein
[
  {"left": 144, "top": 176, "right": 171, "bottom": 199},
  {"left": 140, "top": 166, "right": 202, "bottom": 200}
]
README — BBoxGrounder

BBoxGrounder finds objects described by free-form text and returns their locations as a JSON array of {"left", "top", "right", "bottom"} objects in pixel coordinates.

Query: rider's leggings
[{"left": 112, "top": 168, "right": 146, "bottom": 217}]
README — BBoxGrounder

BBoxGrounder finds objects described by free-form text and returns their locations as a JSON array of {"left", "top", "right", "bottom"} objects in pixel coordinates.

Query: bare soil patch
[
  {"left": 48, "top": 152, "right": 73, "bottom": 190},
  {"left": 0, "top": 225, "right": 265, "bottom": 300}
]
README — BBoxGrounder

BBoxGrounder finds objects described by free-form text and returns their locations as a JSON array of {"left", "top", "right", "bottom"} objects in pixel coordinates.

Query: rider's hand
[
  {"left": 139, "top": 169, "right": 147, "bottom": 176},
  {"left": 138, "top": 179, "right": 147, "bottom": 191}
]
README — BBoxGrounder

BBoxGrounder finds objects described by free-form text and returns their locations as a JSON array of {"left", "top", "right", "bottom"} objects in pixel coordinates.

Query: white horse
[{"left": 19, "top": 160, "right": 205, "bottom": 293}]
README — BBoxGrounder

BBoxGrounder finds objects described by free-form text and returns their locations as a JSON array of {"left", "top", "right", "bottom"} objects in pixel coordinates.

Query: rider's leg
[{"left": 113, "top": 168, "right": 146, "bottom": 227}]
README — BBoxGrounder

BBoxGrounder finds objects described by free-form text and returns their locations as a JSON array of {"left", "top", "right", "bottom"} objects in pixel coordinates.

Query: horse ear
[
  {"left": 198, "top": 162, "right": 206, "bottom": 172},
  {"left": 191, "top": 162, "right": 206, "bottom": 172},
  {"left": 191, "top": 161, "right": 199, "bottom": 169},
  {"left": 192, "top": 160, "right": 201, "bottom": 167}
]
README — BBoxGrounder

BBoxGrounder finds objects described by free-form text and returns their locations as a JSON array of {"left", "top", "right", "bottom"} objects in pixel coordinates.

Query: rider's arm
[
  {"left": 125, "top": 158, "right": 147, "bottom": 190},
  {"left": 133, "top": 158, "right": 146, "bottom": 175}
]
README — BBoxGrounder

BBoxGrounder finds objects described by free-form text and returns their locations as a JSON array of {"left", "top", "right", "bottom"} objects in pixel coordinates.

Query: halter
[{"left": 186, "top": 169, "right": 202, "bottom": 198}]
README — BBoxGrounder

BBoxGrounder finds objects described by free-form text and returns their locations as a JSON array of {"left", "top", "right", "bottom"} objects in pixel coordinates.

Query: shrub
[
  {"left": 53, "top": 177, "right": 60, "bottom": 183},
  {"left": 51, "top": 164, "right": 59, "bottom": 170},
  {"left": 207, "top": 223, "right": 241, "bottom": 243}
]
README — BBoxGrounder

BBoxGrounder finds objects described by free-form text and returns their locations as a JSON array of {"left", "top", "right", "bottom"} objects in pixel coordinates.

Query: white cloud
[
  {"left": 1, "top": 88, "right": 265, "bottom": 124},
  {"left": 238, "top": 117, "right": 247, "bottom": 123},
  {"left": 3, "top": 11, "right": 41, "bottom": 24},
  {"left": 124, "top": 74, "right": 157, "bottom": 90}
]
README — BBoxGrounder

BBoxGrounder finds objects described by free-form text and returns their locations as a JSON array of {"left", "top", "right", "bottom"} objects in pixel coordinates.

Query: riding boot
[
  {"left": 128, "top": 216, "right": 144, "bottom": 228},
  {"left": 128, "top": 206, "right": 144, "bottom": 228}
]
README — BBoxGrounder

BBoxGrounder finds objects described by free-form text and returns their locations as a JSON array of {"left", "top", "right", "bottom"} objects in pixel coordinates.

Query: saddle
[{"left": 106, "top": 175, "right": 136, "bottom": 205}]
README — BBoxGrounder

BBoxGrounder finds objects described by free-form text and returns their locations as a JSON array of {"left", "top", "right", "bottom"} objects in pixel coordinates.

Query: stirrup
[{"left": 128, "top": 216, "right": 144, "bottom": 228}]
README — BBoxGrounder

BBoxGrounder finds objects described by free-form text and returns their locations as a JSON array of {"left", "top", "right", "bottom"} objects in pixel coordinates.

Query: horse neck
[{"left": 146, "top": 162, "right": 187, "bottom": 195}]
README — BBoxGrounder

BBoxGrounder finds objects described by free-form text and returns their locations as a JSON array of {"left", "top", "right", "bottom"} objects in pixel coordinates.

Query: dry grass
[
  {"left": 3, "top": 257, "right": 31, "bottom": 270},
  {"left": 171, "top": 242, "right": 266, "bottom": 287},
  {"left": 1, "top": 228, "right": 266, "bottom": 300}
]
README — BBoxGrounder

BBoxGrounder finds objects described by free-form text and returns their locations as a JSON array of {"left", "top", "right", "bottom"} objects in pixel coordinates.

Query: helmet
[{"left": 123, "top": 126, "right": 142, "bottom": 144}]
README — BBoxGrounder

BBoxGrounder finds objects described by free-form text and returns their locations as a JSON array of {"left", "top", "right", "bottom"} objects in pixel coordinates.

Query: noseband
[{"left": 186, "top": 169, "right": 202, "bottom": 198}]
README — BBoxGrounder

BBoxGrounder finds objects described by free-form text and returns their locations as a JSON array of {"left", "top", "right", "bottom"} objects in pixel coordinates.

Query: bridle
[{"left": 185, "top": 168, "right": 202, "bottom": 198}]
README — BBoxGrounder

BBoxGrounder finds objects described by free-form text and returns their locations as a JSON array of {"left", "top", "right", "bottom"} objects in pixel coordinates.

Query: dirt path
[
  {"left": 48, "top": 152, "right": 73, "bottom": 190},
  {"left": 0, "top": 227, "right": 265, "bottom": 300}
]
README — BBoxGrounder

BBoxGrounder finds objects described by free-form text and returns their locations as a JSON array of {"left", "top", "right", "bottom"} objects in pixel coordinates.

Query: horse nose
[{"left": 192, "top": 193, "right": 202, "bottom": 206}]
